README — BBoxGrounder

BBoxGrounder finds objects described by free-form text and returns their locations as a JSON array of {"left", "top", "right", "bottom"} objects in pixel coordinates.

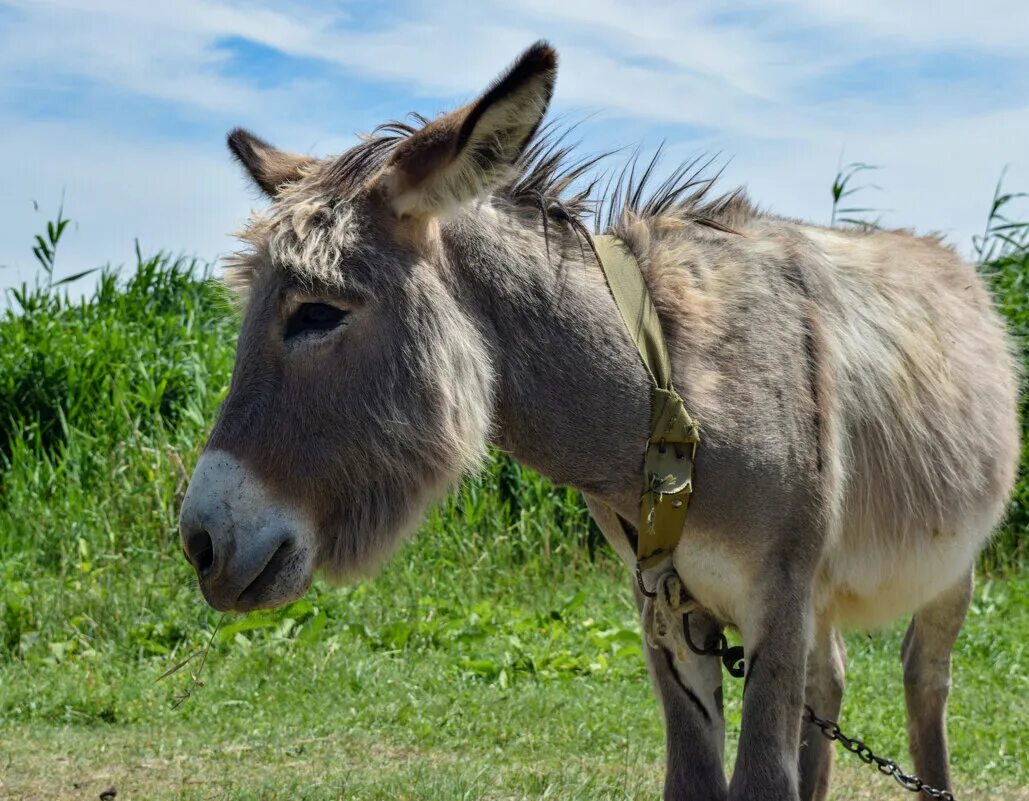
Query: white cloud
[
  {"left": 714, "top": 104, "right": 1029, "bottom": 247},
  {"left": 765, "top": 0, "right": 1029, "bottom": 52},
  {"left": 1, "top": 0, "right": 1027, "bottom": 291},
  {"left": 0, "top": 0, "right": 324, "bottom": 115},
  {"left": 0, "top": 118, "right": 251, "bottom": 288}
]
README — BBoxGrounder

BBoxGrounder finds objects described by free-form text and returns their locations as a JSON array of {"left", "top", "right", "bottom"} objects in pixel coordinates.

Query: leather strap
[{"left": 593, "top": 235, "right": 700, "bottom": 569}]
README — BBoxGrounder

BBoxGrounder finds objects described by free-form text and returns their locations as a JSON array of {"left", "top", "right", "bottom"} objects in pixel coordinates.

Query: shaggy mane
[{"left": 347, "top": 116, "right": 756, "bottom": 234}]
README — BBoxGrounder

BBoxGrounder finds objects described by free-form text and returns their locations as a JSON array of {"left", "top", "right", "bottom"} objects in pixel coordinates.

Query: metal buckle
[{"left": 643, "top": 438, "right": 695, "bottom": 498}]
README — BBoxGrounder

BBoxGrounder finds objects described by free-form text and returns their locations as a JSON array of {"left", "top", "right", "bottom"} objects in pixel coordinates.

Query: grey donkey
[{"left": 178, "top": 42, "right": 1020, "bottom": 800}]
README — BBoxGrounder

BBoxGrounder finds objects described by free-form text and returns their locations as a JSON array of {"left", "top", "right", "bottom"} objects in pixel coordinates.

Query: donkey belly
[{"left": 819, "top": 505, "right": 999, "bottom": 629}]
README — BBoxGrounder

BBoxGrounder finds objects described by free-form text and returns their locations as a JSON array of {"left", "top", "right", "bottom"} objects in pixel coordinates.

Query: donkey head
[{"left": 179, "top": 43, "right": 557, "bottom": 612}]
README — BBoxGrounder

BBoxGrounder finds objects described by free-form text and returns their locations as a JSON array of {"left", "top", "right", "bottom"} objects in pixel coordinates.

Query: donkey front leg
[
  {"left": 635, "top": 582, "right": 728, "bottom": 801},
  {"left": 901, "top": 567, "right": 973, "bottom": 793},
  {"left": 729, "top": 582, "right": 813, "bottom": 801}
]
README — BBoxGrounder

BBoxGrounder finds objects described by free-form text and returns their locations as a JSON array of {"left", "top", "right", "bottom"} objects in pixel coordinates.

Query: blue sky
[{"left": 2, "top": 0, "right": 1028, "bottom": 290}]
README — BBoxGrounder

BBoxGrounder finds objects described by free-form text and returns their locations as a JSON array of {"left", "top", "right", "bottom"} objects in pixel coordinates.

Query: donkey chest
[
  {"left": 671, "top": 532, "right": 753, "bottom": 630},
  {"left": 587, "top": 500, "right": 750, "bottom": 627}
]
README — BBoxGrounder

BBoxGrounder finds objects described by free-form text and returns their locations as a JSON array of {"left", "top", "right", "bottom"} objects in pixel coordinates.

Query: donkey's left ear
[{"left": 376, "top": 41, "right": 557, "bottom": 218}]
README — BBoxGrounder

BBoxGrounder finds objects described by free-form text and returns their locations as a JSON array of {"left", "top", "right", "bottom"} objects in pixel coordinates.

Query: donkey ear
[
  {"left": 227, "top": 128, "right": 315, "bottom": 197},
  {"left": 378, "top": 41, "right": 557, "bottom": 218}
]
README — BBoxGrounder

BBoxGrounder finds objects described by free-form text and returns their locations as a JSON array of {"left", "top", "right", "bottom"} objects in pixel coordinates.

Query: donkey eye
[{"left": 285, "top": 302, "right": 348, "bottom": 341}]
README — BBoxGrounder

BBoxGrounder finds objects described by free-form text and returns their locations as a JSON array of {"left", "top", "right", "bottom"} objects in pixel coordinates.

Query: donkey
[{"left": 179, "top": 42, "right": 1020, "bottom": 801}]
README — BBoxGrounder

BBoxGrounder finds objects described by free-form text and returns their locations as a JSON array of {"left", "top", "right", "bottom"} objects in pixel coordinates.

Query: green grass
[
  {"left": 980, "top": 244, "right": 1029, "bottom": 568},
  {"left": 1, "top": 544, "right": 1026, "bottom": 800},
  {"left": 1, "top": 193, "right": 1027, "bottom": 799}
]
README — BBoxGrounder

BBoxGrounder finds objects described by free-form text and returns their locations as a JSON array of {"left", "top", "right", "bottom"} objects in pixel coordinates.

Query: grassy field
[
  {"left": 1, "top": 196, "right": 1026, "bottom": 800},
  {"left": 1, "top": 546, "right": 1026, "bottom": 801}
]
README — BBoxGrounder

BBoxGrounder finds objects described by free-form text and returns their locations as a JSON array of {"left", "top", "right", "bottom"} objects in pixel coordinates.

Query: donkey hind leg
[
  {"left": 798, "top": 626, "right": 846, "bottom": 801},
  {"left": 636, "top": 577, "right": 728, "bottom": 801},
  {"left": 901, "top": 567, "right": 973, "bottom": 793}
]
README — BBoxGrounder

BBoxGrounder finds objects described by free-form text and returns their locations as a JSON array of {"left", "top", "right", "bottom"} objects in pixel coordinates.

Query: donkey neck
[{"left": 441, "top": 210, "right": 651, "bottom": 516}]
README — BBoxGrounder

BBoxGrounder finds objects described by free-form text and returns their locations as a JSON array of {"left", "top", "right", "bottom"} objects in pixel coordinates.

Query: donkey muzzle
[{"left": 179, "top": 450, "right": 315, "bottom": 612}]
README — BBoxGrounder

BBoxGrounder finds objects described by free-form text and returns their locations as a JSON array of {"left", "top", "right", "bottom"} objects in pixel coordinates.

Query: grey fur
[{"left": 181, "top": 42, "right": 1021, "bottom": 801}]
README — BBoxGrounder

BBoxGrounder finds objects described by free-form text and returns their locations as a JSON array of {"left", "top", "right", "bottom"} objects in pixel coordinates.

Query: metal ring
[
  {"left": 682, "top": 611, "right": 726, "bottom": 657},
  {"left": 722, "top": 645, "right": 746, "bottom": 678}
]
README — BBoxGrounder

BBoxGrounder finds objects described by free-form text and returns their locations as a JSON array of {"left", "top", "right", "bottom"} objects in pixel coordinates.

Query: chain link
[
  {"left": 681, "top": 611, "right": 746, "bottom": 678},
  {"left": 680, "top": 607, "right": 957, "bottom": 799},
  {"left": 802, "top": 705, "right": 955, "bottom": 799}
]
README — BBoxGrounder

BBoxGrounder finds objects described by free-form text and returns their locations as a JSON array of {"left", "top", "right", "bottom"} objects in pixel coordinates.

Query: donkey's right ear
[{"left": 227, "top": 128, "right": 315, "bottom": 198}]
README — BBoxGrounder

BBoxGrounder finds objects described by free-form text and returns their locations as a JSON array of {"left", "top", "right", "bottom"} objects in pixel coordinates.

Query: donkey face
[{"left": 179, "top": 43, "right": 557, "bottom": 612}]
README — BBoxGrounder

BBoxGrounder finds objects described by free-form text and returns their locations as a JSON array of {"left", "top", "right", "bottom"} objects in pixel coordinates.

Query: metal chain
[
  {"left": 803, "top": 705, "right": 955, "bottom": 800},
  {"left": 682, "top": 612, "right": 957, "bottom": 799},
  {"left": 681, "top": 611, "right": 746, "bottom": 678}
]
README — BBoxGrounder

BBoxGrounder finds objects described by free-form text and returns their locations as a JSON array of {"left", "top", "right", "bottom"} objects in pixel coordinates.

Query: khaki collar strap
[{"left": 592, "top": 235, "right": 700, "bottom": 572}]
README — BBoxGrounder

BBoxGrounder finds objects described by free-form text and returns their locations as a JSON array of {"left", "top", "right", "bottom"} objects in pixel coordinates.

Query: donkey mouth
[
  {"left": 180, "top": 449, "right": 318, "bottom": 613},
  {"left": 232, "top": 540, "right": 311, "bottom": 612},
  {"left": 194, "top": 535, "right": 312, "bottom": 613}
]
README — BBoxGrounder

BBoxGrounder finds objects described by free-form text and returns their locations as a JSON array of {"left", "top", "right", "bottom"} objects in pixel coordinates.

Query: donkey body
[{"left": 180, "top": 43, "right": 1020, "bottom": 801}]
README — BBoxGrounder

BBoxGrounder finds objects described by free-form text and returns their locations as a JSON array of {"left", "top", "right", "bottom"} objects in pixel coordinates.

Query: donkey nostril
[
  {"left": 195, "top": 541, "right": 215, "bottom": 575},
  {"left": 185, "top": 529, "right": 216, "bottom": 577}
]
